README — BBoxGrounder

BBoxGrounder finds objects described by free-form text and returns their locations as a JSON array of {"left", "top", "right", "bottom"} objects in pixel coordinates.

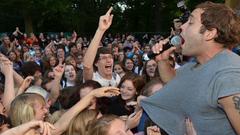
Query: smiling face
[
  {"left": 49, "top": 56, "right": 57, "bottom": 67},
  {"left": 64, "top": 65, "right": 76, "bottom": 81},
  {"left": 120, "top": 80, "right": 136, "bottom": 102},
  {"left": 180, "top": 8, "right": 205, "bottom": 57},
  {"left": 95, "top": 54, "right": 114, "bottom": 77},
  {"left": 44, "top": 48, "right": 53, "bottom": 58},
  {"left": 124, "top": 59, "right": 134, "bottom": 71},
  {"left": 9, "top": 52, "right": 17, "bottom": 61},
  {"left": 114, "top": 64, "right": 124, "bottom": 75}
]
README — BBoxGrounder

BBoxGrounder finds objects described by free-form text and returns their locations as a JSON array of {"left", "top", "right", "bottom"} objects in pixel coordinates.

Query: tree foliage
[{"left": 0, "top": 0, "right": 225, "bottom": 34}]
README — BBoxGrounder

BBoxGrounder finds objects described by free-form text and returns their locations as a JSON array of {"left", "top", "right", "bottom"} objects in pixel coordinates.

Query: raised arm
[
  {"left": 52, "top": 86, "right": 120, "bottom": 135},
  {"left": 45, "top": 63, "right": 64, "bottom": 105},
  {"left": 16, "top": 76, "right": 34, "bottom": 96},
  {"left": 152, "top": 39, "right": 176, "bottom": 83},
  {"left": 1, "top": 120, "right": 55, "bottom": 135},
  {"left": 0, "top": 54, "right": 15, "bottom": 114},
  {"left": 12, "top": 70, "right": 24, "bottom": 88},
  {"left": 83, "top": 7, "right": 113, "bottom": 81}
]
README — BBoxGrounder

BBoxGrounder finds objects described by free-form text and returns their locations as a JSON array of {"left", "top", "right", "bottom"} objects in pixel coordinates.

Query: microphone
[{"left": 143, "top": 35, "right": 184, "bottom": 61}]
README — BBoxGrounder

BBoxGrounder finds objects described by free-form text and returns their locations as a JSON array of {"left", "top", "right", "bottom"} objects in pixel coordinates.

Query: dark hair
[
  {"left": 57, "top": 44, "right": 65, "bottom": 52},
  {"left": 93, "top": 47, "right": 112, "bottom": 71},
  {"left": 58, "top": 86, "right": 80, "bottom": 109},
  {"left": 118, "top": 73, "right": 145, "bottom": 96},
  {"left": 142, "top": 59, "right": 159, "bottom": 82},
  {"left": 0, "top": 114, "right": 9, "bottom": 127},
  {"left": 94, "top": 47, "right": 112, "bottom": 64},
  {"left": 41, "top": 69, "right": 54, "bottom": 88},
  {"left": 77, "top": 80, "right": 109, "bottom": 113},
  {"left": 122, "top": 57, "right": 134, "bottom": 72},
  {"left": 197, "top": 1, "right": 240, "bottom": 47},
  {"left": 78, "top": 80, "right": 101, "bottom": 93},
  {"left": 141, "top": 78, "right": 163, "bottom": 97},
  {"left": 21, "top": 61, "right": 41, "bottom": 77}
]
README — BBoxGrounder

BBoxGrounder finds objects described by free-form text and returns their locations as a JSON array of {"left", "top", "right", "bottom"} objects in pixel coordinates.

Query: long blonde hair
[
  {"left": 65, "top": 109, "right": 99, "bottom": 135},
  {"left": 10, "top": 93, "right": 46, "bottom": 127},
  {"left": 87, "top": 115, "right": 119, "bottom": 135}
]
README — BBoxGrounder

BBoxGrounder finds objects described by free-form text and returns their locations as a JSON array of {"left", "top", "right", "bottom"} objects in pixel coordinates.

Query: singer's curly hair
[{"left": 197, "top": 1, "right": 240, "bottom": 47}]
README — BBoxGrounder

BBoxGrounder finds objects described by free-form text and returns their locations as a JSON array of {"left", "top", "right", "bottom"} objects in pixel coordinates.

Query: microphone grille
[{"left": 170, "top": 35, "right": 183, "bottom": 47}]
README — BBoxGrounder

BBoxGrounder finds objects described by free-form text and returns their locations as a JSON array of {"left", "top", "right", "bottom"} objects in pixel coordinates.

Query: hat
[{"left": 25, "top": 86, "right": 49, "bottom": 100}]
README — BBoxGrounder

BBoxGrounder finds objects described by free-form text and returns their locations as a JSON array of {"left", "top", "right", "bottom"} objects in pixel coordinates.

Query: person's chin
[
  {"left": 105, "top": 71, "right": 112, "bottom": 76},
  {"left": 121, "top": 96, "right": 130, "bottom": 101}
]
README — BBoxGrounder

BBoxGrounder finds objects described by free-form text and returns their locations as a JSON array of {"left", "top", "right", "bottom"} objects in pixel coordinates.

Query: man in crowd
[{"left": 83, "top": 7, "right": 120, "bottom": 87}]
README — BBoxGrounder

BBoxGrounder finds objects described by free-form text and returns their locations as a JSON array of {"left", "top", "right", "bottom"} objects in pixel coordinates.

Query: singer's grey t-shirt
[{"left": 141, "top": 50, "right": 240, "bottom": 135}]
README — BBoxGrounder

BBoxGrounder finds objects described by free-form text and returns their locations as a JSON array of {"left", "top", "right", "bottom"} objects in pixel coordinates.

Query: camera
[{"left": 177, "top": 0, "right": 191, "bottom": 24}]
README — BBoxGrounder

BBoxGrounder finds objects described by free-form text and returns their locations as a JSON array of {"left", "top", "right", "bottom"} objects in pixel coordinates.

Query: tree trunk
[{"left": 23, "top": 12, "right": 33, "bottom": 34}]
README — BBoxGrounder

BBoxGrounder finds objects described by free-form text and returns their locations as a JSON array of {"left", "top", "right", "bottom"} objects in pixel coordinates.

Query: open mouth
[{"left": 105, "top": 65, "right": 112, "bottom": 70}]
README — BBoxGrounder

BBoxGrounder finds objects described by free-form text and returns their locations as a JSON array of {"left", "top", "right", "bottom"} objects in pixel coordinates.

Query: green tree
[{"left": 0, "top": 0, "right": 71, "bottom": 34}]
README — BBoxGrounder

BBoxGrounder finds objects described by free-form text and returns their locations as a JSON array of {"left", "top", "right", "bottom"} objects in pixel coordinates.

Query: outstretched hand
[
  {"left": 18, "top": 76, "right": 34, "bottom": 95},
  {"left": 98, "top": 7, "right": 114, "bottom": 32},
  {"left": 90, "top": 86, "right": 120, "bottom": 98},
  {"left": 126, "top": 110, "right": 143, "bottom": 129}
]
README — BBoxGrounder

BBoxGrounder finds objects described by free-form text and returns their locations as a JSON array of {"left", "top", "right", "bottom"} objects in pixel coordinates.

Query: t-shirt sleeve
[{"left": 214, "top": 71, "right": 240, "bottom": 99}]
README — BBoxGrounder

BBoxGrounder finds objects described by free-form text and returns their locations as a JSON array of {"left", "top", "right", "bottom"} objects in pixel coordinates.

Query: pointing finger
[{"left": 106, "top": 7, "right": 113, "bottom": 15}]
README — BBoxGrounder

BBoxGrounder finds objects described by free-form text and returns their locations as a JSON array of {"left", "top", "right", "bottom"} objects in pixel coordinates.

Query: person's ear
[{"left": 204, "top": 28, "right": 218, "bottom": 41}]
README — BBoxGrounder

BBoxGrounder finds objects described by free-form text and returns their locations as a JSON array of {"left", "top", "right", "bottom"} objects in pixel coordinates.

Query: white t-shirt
[{"left": 92, "top": 72, "right": 121, "bottom": 87}]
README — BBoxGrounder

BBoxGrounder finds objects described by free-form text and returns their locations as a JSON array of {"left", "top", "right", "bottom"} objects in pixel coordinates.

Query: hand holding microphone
[{"left": 143, "top": 35, "right": 184, "bottom": 62}]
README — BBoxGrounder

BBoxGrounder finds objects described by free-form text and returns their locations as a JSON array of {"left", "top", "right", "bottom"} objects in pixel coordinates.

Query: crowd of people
[{"left": 0, "top": 1, "right": 239, "bottom": 135}]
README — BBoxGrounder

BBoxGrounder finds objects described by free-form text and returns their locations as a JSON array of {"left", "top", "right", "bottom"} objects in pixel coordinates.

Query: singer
[{"left": 141, "top": 1, "right": 240, "bottom": 135}]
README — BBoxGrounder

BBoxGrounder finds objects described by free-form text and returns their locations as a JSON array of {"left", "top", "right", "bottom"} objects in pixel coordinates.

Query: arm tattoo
[{"left": 232, "top": 96, "right": 240, "bottom": 113}]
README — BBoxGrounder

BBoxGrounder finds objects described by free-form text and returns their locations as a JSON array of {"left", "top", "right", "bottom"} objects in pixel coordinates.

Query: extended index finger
[{"left": 106, "top": 7, "right": 113, "bottom": 15}]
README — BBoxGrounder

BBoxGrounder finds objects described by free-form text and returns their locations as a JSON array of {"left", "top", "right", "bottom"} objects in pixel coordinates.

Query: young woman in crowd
[
  {"left": 123, "top": 58, "right": 134, "bottom": 74},
  {"left": 142, "top": 59, "right": 159, "bottom": 82},
  {"left": 8, "top": 50, "right": 22, "bottom": 73},
  {"left": 132, "top": 54, "right": 143, "bottom": 75},
  {"left": 62, "top": 64, "right": 77, "bottom": 88},
  {"left": 113, "top": 62, "right": 126, "bottom": 78},
  {"left": 107, "top": 73, "right": 145, "bottom": 116}
]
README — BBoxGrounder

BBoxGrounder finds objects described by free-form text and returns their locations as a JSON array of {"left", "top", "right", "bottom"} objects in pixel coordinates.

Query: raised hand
[
  {"left": 0, "top": 54, "right": 13, "bottom": 76},
  {"left": 147, "top": 125, "right": 161, "bottom": 135},
  {"left": 126, "top": 110, "right": 143, "bottom": 129},
  {"left": 185, "top": 118, "right": 197, "bottom": 135},
  {"left": 37, "top": 121, "right": 56, "bottom": 135},
  {"left": 53, "top": 63, "right": 65, "bottom": 80},
  {"left": 151, "top": 38, "right": 176, "bottom": 62},
  {"left": 90, "top": 86, "right": 120, "bottom": 98},
  {"left": 18, "top": 76, "right": 34, "bottom": 95},
  {"left": 98, "top": 7, "right": 114, "bottom": 32}
]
